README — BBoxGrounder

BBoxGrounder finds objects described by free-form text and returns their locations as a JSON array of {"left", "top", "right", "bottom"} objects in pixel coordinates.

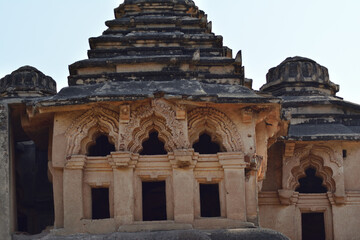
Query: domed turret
[
  {"left": 260, "top": 57, "right": 339, "bottom": 96},
  {"left": 0, "top": 66, "right": 57, "bottom": 98}
]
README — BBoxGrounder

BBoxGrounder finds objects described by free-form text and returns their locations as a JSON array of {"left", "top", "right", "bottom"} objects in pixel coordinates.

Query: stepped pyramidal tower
[{"left": 1, "top": 1, "right": 360, "bottom": 239}]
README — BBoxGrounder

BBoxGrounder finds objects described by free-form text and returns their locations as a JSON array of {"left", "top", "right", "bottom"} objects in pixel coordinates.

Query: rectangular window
[
  {"left": 142, "top": 181, "right": 167, "bottom": 221},
  {"left": 91, "top": 188, "right": 110, "bottom": 220},
  {"left": 301, "top": 212, "right": 325, "bottom": 240},
  {"left": 200, "top": 183, "right": 221, "bottom": 217}
]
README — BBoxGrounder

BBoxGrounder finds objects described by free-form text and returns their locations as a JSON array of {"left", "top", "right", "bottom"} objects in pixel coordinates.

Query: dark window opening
[
  {"left": 296, "top": 168, "right": 327, "bottom": 193},
  {"left": 142, "top": 181, "right": 167, "bottom": 221},
  {"left": 15, "top": 141, "right": 54, "bottom": 234},
  {"left": 91, "top": 188, "right": 110, "bottom": 220},
  {"left": 88, "top": 135, "right": 115, "bottom": 157},
  {"left": 193, "top": 133, "right": 221, "bottom": 154},
  {"left": 343, "top": 149, "right": 347, "bottom": 158},
  {"left": 140, "top": 131, "right": 167, "bottom": 155},
  {"left": 302, "top": 212, "right": 325, "bottom": 240},
  {"left": 200, "top": 183, "right": 221, "bottom": 217}
]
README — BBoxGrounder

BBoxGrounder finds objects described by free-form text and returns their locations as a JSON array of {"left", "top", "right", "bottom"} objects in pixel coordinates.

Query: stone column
[
  {"left": 0, "top": 103, "right": 11, "bottom": 240},
  {"left": 50, "top": 167, "right": 64, "bottom": 228},
  {"left": 245, "top": 170, "right": 258, "bottom": 225},
  {"left": 170, "top": 150, "right": 196, "bottom": 223},
  {"left": 219, "top": 152, "right": 247, "bottom": 221},
  {"left": 63, "top": 156, "right": 85, "bottom": 233},
  {"left": 110, "top": 152, "right": 138, "bottom": 226}
]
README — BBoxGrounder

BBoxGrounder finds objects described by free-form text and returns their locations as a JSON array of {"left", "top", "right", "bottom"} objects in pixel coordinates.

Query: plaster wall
[
  {"left": 259, "top": 205, "right": 295, "bottom": 240},
  {"left": 343, "top": 143, "right": 360, "bottom": 191},
  {"left": 0, "top": 103, "right": 11, "bottom": 240},
  {"left": 332, "top": 205, "right": 360, "bottom": 240}
]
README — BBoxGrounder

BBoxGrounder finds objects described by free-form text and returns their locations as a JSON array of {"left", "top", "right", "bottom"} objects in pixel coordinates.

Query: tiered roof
[
  {"left": 34, "top": 0, "right": 278, "bottom": 106},
  {"left": 68, "top": 0, "right": 244, "bottom": 86}
]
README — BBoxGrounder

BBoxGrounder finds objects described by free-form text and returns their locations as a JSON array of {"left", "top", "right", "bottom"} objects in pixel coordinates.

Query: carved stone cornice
[
  {"left": 65, "top": 155, "right": 86, "bottom": 170},
  {"left": 218, "top": 152, "right": 246, "bottom": 170},
  {"left": 169, "top": 149, "right": 198, "bottom": 169},
  {"left": 109, "top": 152, "right": 139, "bottom": 169}
]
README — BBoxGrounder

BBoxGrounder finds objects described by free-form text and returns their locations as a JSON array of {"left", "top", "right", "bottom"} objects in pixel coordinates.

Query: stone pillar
[
  {"left": 110, "top": 152, "right": 138, "bottom": 226},
  {"left": 0, "top": 103, "right": 11, "bottom": 240},
  {"left": 245, "top": 171, "right": 259, "bottom": 225},
  {"left": 63, "top": 156, "right": 85, "bottom": 232},
  {"left": 170, "top": 150, "right": 196, "bottom": 223},
  {"left": 219, "top": 152, "right": 247, "bottom": 221},
  {"left": 51, "top": 167, "right": 64, "bottom": 228}
]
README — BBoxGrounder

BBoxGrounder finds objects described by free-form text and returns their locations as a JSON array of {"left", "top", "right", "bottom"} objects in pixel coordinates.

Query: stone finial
[
  {"left": 260, "top": 57, "right": 339, "bottom": 96},
  {"left": 0, "top": 66, "right": 57, "bottom": 98}
]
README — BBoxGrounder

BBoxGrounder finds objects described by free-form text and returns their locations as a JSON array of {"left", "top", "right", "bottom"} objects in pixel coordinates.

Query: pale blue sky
[{"left": 0, "top": 0, "right": 359, "bottom": 103}]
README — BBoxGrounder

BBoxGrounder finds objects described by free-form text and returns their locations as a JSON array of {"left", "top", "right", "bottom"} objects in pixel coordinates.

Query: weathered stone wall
[
  {"left": 0, "top": 103, "right": 11, "bottom": 240},
  {"left": 343, "top": 142, "right": 360, "bottom": 191},
  {"left": 259, "top": 205, "right": 295, "bottom": 239}
]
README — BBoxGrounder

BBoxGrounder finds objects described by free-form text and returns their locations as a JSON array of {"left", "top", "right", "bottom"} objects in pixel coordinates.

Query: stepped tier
[{"left": 68, "top": 0, "right": 244, "bottom": 86}]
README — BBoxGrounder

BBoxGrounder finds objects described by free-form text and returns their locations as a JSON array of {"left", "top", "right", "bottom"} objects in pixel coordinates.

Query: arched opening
[
  {"left": 296, "top": 168, "right": 328, "bottom": 193},
  {"left": 193, "top": 133, "right": 221, "bottom": 154},
  {"left": 140, "top": 131, "right": 167, "bottom": 155},
  {"left": 88, "top": 135, "right": 115, "bottom": 157}
]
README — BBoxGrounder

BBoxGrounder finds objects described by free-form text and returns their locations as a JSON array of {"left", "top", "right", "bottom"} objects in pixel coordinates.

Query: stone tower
[{"left": 1, "top": 1, "right": 360, "bottom": 240}]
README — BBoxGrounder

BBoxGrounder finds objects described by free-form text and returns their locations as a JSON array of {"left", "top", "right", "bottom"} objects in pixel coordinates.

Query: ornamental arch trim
[
  {"left": 120, "top": 99, "right": 189, "bottom": 152},
  {"left": 65, "top": 106, "right": 119, "bottom": 156},
  {"left": 187, "top": 107, "right": 243, "bottom": 152},
  {"left": 290, "top": 154, "right": 336, "bottom": 192}
]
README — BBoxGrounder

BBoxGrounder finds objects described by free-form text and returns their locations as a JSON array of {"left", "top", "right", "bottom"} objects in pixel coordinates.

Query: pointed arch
[
  {"left": 65, "top": 106, "right": 119, "bottom": 155},
  {"left": 187, "top": 107, "right": 243, "bottom": 152}
]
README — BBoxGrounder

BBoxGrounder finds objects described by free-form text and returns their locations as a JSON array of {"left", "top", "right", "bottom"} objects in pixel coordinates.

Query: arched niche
[
  {"left": 128, "top": 113, "right": 175, "bottom": 153},
  {"left": 188, "top": 107, "right": 243, "bottom": 152},
  {"left": 296, "top": 167, "right": 328, "bottom": 194},
  {"left": 290, "top": 155, "right": 335, "bottom": 193},
  {"left": 65, "top": 106, "right": 119, "bottom": 156},
  {"left": 87, "top": 134, "right": 115, "bottom": 157},
  {"left": 282, "top": 144, "right": 345, "bottom": 200},
  {"left": 121, "top": 99, "right": 188, "bottom": 152},
  {"left": 140, "top": 131, "right": 167, "bottom": 155},
  {"left": 192, "top": 132, "right": 222, "bottom": 154}
]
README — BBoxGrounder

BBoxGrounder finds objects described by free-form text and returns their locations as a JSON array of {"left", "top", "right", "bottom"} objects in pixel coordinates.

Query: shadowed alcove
[
  {"left": 193, "top": 133, "right": 221, "bottom": 154},
  {"left": 140, "top": 131, "right": 167, "bottom": 155},
  {"left": 296, "top": 168, "right": 328, "bottom": 194},
  {"left": 88, "top": 135, "right": 115, "bottom": 157}
]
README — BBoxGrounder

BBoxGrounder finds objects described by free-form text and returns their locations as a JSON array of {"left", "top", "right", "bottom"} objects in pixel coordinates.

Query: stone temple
[{"left": 1, "top": 1, "right": 360, "bottom": 239}]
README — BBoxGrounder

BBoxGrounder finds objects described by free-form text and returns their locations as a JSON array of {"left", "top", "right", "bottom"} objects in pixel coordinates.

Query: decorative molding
[
  {"left": 169, "top": 149, "right": 197, "bottom": 169},
  {"left": 120, "top": 105, "right": 130, "bottom": 124},
  {"left": 241, "top": 108, "right": 253, "bottom": 123},
  {"left": 65, "top": 155, "right": 86, "bottom": 170},
  {"left": 65, "top": 106, "right": 119, "bottom": 156},
  {"left": 188, "top": 107, "right": 243, "bottom": 152},
  {"left": 282, "top": 144, "right": 346, "bottom": 204},
  {"left": 120, "top": 99, "right": 189, "bottom": 152},
  {"left": 284, "top": 142, "right": 296, "bottom": 157},
  {"left": 109, "top": 152, "right": 139, "bottom": 169},
  {"left": 290, "top": 154, "right": 335, "bottom": 192}
]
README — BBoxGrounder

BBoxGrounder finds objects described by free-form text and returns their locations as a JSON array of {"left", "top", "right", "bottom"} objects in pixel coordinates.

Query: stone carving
[
  {"left": 120, "top": 99, "right": 189, "bottom": 152},
  {"left": 188, "top": 107, "right": 243, "bottom": 152},
  {"left": 65, "top": 106, "right": 119, "bottom": 156},
  {"left": 282, "top": 144, "right": 345, "bottom": 202},
  {"left": 290, "top": 154, "right": 336, "bottom": 192},
  {"left": 285, "top": 144, "right": 343, "bottom": 167}
]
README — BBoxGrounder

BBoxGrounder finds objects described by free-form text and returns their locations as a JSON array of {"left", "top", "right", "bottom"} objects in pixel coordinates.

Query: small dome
[
  {"left": 0, "top": 66, "right": 57, "bottom": 98},
  {"left": 260, "top": 57, "right": 339, "bottom": 96}
]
